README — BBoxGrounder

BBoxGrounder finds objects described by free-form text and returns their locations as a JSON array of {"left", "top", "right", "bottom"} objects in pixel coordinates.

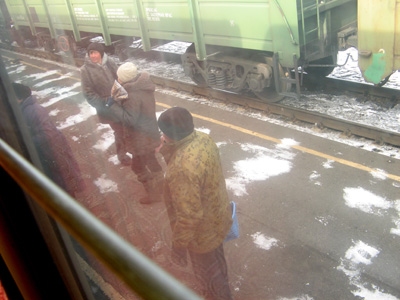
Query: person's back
[
  {"left": 122, "top": 71, "right": 159, "bottom": 138},
  {"left": 163, "top": 130, "right": 232, "bottom": 253},
  {"left": 111, "top": 62, "right": 164, "bottom": 204},
  {"left": 13, "top": 82, "right": 85, "bottom": 196}
]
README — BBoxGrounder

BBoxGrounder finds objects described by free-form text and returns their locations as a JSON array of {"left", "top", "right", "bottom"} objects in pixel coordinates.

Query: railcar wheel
[
  {"left": 254, "top": 68, "right": 290, "bottom": 103},
  {"left": 252, "top": 55, "right": 291, "bottom": 103},
  {"left": 57, "top": 35, "right": 77, "bottom": 57}
]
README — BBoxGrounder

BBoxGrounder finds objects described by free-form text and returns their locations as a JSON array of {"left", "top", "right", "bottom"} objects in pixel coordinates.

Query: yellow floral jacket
[{"left": 162, "top": 131, "right": 233, "bottom": 253}]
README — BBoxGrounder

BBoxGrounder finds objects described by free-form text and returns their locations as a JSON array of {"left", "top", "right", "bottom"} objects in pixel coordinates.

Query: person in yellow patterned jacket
[{"left": 157, "top": 107, "right": 233, "bottom": 300}]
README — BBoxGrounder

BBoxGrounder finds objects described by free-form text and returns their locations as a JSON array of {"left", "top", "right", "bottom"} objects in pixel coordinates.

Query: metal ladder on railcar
[{"left": 300, "top": 0, "right": 322, "bottom": 58}]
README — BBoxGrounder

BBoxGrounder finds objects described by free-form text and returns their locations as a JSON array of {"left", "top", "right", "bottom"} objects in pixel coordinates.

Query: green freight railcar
[
  {"left": 0, "top": 0, "right": 11, "bottom": 43},
  {"left": 2, "top": 0, "right": 357, "bottom": 101},
  {"left": 357, "top": 0, "right": 400, "bottom": 85}
]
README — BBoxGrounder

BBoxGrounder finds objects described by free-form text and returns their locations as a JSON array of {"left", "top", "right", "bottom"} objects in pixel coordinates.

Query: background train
[{"left": 0, "top": 0, "right": 398, "bottom": 102}]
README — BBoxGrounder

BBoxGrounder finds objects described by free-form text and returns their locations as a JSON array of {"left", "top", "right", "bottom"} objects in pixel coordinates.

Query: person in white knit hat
[
  {"left": 117, "top": 62, "right": 138, "bottom": 83},
  {"left": 111, "top": 62, "right": 164, "bottom": 204}
]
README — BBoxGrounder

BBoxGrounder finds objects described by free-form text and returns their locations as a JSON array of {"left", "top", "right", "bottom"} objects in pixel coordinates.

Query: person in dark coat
[
  {"left": 111, "top": 62, "right": 164, "bottom": 204},
  {"left": 80, "top": 42, "right": 131, "bottom": 165},
  {"left": 12, "top": 83, "right": 85, "bottom": 197}
]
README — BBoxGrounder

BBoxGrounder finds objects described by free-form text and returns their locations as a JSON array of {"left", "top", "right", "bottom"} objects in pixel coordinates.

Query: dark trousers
[
  {"left": 109, "top": 122, "right": 127, "bottom": 158},
  {"left": 189, "top": 244, "right": 232, "bottom": 300},
  {"left": 131, "top": 154, "right": 162, "bottom": 175}
]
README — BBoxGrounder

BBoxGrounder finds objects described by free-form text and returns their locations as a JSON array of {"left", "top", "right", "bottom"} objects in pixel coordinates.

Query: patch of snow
[
  {"left": 370, "top": 169, "right": 388, "bottom": 181},
  {"left": 337, "top": 240, "right": 399, "bottom": 300},
  {"left": 343, "top": 187, "right": 392, "bottom": 216},
  {"left": 196, "top": 127, "right": 211, "bottom": 134},
  {"left": 92, "top": 124, "right": 114, "bottom": 152},
  {"left": 251, "top": 232, "right": 279, "bottom": 250},
  {"left": 323, "top": 159, "right": 334, "bottom": 168},
  {"left": 390, "top": 200, "right": 400, "bottom": 237},
  {"left": 94, "top": 174, "right": 119, "bottom": 194},
  {"left": 309, "top": 171, "right": 321, "bottom": 186},
  {"left": 24, "top": 70, "right": 59, "bottom": 80},
  {"left": 56, "top": 102, "right": 96, "bottom": 129},
  {"left": 278, "top": 295, "right": 313, "bottom": 300},
  {"left": 225, "top": 143, "right": 294, "bottom": 196}
]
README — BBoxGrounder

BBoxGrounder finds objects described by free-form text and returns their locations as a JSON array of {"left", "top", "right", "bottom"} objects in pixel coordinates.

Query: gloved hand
[
  {"left": 171, "top": 246, "right": 187, "bottom": 267},
  {"left": 105, "top": 96, "right": 114, "bottom": 107}
]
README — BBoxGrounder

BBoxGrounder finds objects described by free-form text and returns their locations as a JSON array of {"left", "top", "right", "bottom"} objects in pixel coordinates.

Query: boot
[
  {"left": 139, "top": 171, "right": 164, "bottom": 204},
  {"left": 144, "top": 171, "right": 165, "bottom": 203},
  {"left": 136, "top": 170, "right": 153, "bottom": 204},
  {"left": 151, "top": 171, "right": 165, "bottom": 196},
  {"left": 118, "top": 153, "right": 131, "bottom": 166}
]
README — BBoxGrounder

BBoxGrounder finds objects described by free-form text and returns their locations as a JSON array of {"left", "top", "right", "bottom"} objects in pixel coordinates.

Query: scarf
[{"left": 111, "top": 80, "right": 128, "bottom": 102}]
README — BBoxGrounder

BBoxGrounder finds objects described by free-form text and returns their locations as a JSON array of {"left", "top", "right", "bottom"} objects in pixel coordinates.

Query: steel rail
[{"left": 0, "top": 139, "right": 202, "bottom": 300}]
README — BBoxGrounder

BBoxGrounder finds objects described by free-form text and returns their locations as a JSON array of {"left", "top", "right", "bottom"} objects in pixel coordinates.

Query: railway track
[
  {"left": 2, "top": 43, "right": 400, "bottom": 148},
  {"left": 152, "top": 76, "right": 400, "bottom": 147}
]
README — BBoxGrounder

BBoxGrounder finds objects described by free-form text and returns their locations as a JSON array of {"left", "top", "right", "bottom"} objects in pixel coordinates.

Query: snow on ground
[
  {"left": 337, "top": 240, "right": 399, "bottom": 300},
  {"left": 251, "top": 232, "right": 279, "bottom": 251},
  {"left": 225, "top": 143, "right": 295, "bottom": 196},
  {"left": 343, "top": 187, "right": 393, "bottom": 216}
]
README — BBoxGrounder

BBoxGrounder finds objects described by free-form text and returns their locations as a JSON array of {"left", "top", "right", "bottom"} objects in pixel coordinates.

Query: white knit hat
[{"left": 117, "top": 62, "right": 138, "bottom": 83}]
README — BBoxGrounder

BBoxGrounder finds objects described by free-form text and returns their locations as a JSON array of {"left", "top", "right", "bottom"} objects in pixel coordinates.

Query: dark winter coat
[
  {"left": 161, "top": 131, "right": 233, "bottom": 254},
  {"left": 20, "top": 95, "right": 85, "bottom": 196},
  {"left": 120, "top": 72, "right": 161, "bottom": 155},
  {"left": 80, "top": 53, "right": 127, "bottom": 124}
]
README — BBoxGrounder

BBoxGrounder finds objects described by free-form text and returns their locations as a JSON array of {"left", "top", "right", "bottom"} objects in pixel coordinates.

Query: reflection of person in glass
[
  {"left": 157, "top": 107, "right": 233, "bottom": 300},
  {"left": 12, "top": 83, "right": 85, "bottom": 197},
  {"left": 80, "top": 42, "right": 131, "bottom": 166}
]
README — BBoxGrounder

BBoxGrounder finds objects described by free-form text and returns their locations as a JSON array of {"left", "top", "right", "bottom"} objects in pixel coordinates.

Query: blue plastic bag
[{"left": 224, "top": 201, "right": 239, "bottom": 242}]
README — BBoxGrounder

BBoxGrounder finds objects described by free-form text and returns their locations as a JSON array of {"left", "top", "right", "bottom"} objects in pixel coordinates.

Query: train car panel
[
  {"left": 3, "top": 1, "right": 28, "bottom": 28},
  {"left": 396, "top": 1, "right": 400, "bottom": 71},
  {"left": 71, "top": 2, "right": 102, "bottom": 31},
  {"left": 269, "top": 0, "right": 300, "bottom": 66},
  {"left": 102, "top": 2, "right": 139, "bottom": 36},
  {"left": 47, "top": 0, "right": 73, "bottom": 30},
  {"left": 0, "top": 0, "right": 11, "bottom": 43},
  {"left": 358, "top": 0, "right": 400, "bottom": 85},
  {"left": 199, "top": 2, "right": 274, "bottom": 43},
  {"left": 142, "top": 1, "right": 193, "bottom": 40},
  {"left": 24, "top": 0, "right": 47, "bottom": 25}
]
